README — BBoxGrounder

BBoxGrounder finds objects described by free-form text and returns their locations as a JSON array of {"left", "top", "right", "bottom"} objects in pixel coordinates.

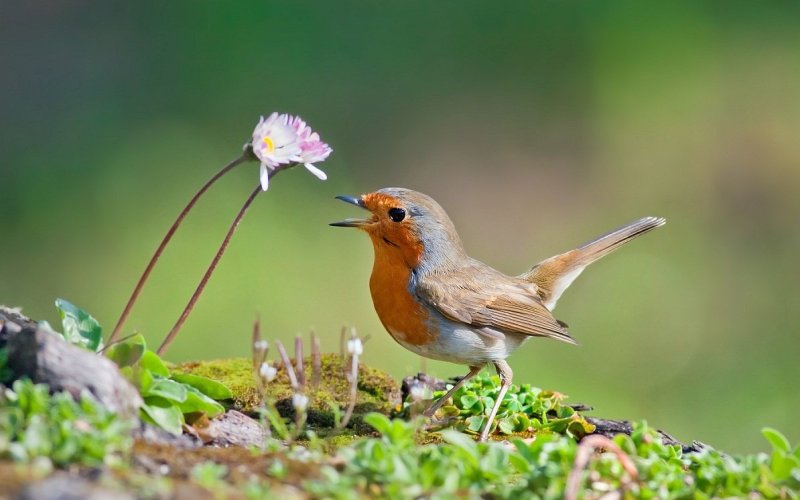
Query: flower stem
[
  {"left": 156, "top": 182, "right": 262, "bottom": 356},
  {"left": 108, "top": 152, "right": 251, "bottom": 344}
]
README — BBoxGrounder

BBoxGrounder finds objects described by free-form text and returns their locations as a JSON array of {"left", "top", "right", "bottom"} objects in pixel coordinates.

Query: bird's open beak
[{"left": 330, "top": 195, "right": 372, "bottom": 228}]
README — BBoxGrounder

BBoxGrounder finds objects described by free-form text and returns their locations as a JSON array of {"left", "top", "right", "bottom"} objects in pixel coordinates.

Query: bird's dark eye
[{"left": 388, "top": 207, "right": 406, "bottom": 222}]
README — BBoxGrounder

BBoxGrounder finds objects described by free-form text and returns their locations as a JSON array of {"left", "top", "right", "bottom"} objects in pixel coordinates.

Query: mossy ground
[
  {"left": 174, "top": 353, "right": 401, "bottom": 437},
  {"left": 0, "top": 354, "right": 405, "bottom": 498},
  {"left": 3, "top": 358, "right": 796, "bottom": 499}
]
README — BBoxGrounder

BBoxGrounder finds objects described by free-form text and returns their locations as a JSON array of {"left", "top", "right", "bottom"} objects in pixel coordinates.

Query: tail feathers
[
  {"left": 575, "top": 216, "right": 666, "bottom": 264},
  {"left": 522, "top": 216, "right": 666, "bottom": 310}
]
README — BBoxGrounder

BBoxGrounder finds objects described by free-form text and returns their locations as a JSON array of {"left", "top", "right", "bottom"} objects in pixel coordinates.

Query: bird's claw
[{"left": 420, "top": 416, "right": 458, "bottom": 432}]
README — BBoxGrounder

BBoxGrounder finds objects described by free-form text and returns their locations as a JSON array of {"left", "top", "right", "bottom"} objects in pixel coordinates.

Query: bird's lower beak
[{"left": 330, "top": 195, "right": 372, "bottom": 228}]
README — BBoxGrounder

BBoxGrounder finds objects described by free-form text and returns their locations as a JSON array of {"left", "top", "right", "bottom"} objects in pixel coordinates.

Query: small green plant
[
  {"left": 284, "top": 414, "right": 800, "bottom": 499},
  {"left": 0, "top": 379, "right": 133, "bottom": 468},
  {"left": 323, "top": 413, "right": 515, "bottom": 497},
  {"left": 106, "top": 333, "right": 232, "bottom": 435},
  {"left": 297, "top": 414, "right": 800, "bottom": 498},
  {"left": 54, "top": 298, "right": 104, "bottom": 352},
  {"left": 191, "top": 461, "right": 229, "bottom": 491},
  {"left": 54, "top": 299, "right": 232, "bottom": 435},
  {"left": 419, "top": 371, "right": 595, "bottom": 439}
]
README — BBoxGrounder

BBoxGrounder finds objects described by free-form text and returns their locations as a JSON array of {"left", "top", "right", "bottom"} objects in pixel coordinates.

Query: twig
[
  {"left": 337, "top": 330, "right": 362, "bottom": 430},
  {"left": 252, "top": 317, "right": 268, "bottom": 383},
  {"left": 294, "top": 335, "right": 305, "bottom": 388},
  {"left": 311, "top": 331, "right": 321, "bottom": 388},
  {"left": 565, "top": 434, "right": 639, "bottom": 500},
  {"left": 109, "top": 152, "right": 250, "bottom": 344},
  {"left": 157, "top": 183, "right": 262, "bottom": 355},
  {"left": 275, "top": 340, "right": 299, "bottom": 390},
  {"left": 292, "top": 393, "right": 308, "bottom": 441},
  {"left": 339, "top": 326, "right": 347, "bottom": 361},
  {"left": 250, "top": 316, "right": 271, "bottom": 439},
  {"left": 252, "top": 317, "right": 265, "bottom": 362}
]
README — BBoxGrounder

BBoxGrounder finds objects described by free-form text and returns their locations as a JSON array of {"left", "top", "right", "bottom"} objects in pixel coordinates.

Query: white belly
[{"left": 390, "top": 318, "right": 530, "bottom": 366}]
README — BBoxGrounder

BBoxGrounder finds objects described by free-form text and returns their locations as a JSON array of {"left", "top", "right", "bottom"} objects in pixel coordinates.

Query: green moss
[
  {"left": 174, "top": 354, "right": 401, "bottom": 435},
  {"left": 323, "top": 430, "right": 363, "bottom": 449},
  {"left": 173, "top": 358, "right": 261, "bottom": 414}
]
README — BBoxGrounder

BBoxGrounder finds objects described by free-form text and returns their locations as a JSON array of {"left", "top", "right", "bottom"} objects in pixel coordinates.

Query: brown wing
[{"left": 416, "top": 263, "right": 576, "bottom": 345}]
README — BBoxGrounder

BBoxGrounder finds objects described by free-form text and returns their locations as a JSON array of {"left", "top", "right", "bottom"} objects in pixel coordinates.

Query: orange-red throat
[
  {"left": 331, "top": 191, "right": 432, "bottom": 346},
  {"left": 330, "top": 191, "right": 425, "bottom": 268}
]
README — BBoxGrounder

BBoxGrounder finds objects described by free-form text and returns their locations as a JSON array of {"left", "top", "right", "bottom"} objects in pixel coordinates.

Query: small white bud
[
  {"left": 259, "top": 362, "right": 277, "bottom": 382},
  {"left": 292, "top": 393, "right": 309, "bottom": 413},
  {"left": 346, "top": 338, "right": 363, "bottom": 356},
  {"left": 253, "top": 339, "right": 269, "bottom": 352}
]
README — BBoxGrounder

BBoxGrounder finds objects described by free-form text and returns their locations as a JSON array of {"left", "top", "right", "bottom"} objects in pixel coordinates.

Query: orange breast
[{"left": 369, "top": 250, "right": 432, "bottom": 346}]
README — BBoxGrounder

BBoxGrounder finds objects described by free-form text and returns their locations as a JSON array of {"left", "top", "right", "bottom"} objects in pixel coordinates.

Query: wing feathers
[{"left": 417, "top": 273, "right": 576, "bottom": 345}]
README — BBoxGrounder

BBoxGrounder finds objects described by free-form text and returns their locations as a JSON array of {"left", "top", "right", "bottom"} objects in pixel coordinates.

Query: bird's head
[{"left": 331, "top": 187, "right": 466, "bottom": 269}]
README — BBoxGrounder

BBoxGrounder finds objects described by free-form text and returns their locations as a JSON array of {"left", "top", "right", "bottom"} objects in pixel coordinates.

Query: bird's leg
[
  {"left": 423, "top": 365, "right": 483, "bottom": 418},
  {"left": 478, "top": 360, "right": 513, "bottom": 442}
]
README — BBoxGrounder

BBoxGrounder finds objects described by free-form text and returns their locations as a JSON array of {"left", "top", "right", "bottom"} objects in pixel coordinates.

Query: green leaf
[
  {"left": 137, "top": 367, "right": 154, "bottom": 393},
  {"left": 508, "top": 451, "right": 531, "bottom": 473},
  {"left": 516, "top": 414, "right": 531, "bottom": 431},
  {"left": 170, "top": 373, "right": 232, "bottom": 400},
  {"left": 441, "top": 405, "right": 461, "bottom": 418},
  {"left": 363, "top": 413, "right": 392, "bottom": 434},
  {"left": 178, "top": 386, "right": 225, "bottom": 417},
  {"left": 460, "top": 393, "right": 480, "bottom": 410},
  {"left": 54, "top": 298, "right": 103, "bottom": 352},
  {"left": 441, "top": 429, "right": 478, "bottom": 455},
  {"left": 105, "top": 334, "right": 146, "bottom": 368},
  {"left": 465, "top": 415, "right": 485, "bottom": 433},
  {"left": 143, "top": 378, "right": 187, "bottom": 403},
  {"left": 139, "top": 351, "right": 170, "bottom": 377},
  {"left": 763, "top": 428, "right": 791, "bottom": 453},
  {"left": 141, "top": 397, "right": 184, "bottom": 436},
  {"left": 770, "top": 450, "right": 799, "bottom": 481},
  {"left": 498, "top": 417, "right": 515, "bottom": 435},
  {"left": 191, "top": 461, "right": 228, "bottom": 489}
]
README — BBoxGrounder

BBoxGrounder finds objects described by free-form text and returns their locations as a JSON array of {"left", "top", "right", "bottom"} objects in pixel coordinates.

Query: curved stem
[
  {"left": 108, "top": 152, "right": 250, "bottom": 344},
  {"left": 157, "top": 183, "right": 262, "bottom": 356}
]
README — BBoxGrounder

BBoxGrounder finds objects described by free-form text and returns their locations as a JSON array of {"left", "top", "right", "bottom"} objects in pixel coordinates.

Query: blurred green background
[{"left": 2, "top": 1, "right": 798, "bottom": 453}]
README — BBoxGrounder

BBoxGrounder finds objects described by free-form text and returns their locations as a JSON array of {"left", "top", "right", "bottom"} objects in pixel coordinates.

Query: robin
[{"left": 331, "top": 187, "right": 665, "bottom": 441}]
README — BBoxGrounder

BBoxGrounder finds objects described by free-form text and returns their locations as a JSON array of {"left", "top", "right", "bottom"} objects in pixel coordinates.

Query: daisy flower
[
  {"left": 251, "top": 113, "right": 333, "bottom": 191},
  {"left": 287, "top": 115, "right": 333, "bottom": 181},
  {"left": 251, "top": 113, "right": 302, "bottom": 191}
]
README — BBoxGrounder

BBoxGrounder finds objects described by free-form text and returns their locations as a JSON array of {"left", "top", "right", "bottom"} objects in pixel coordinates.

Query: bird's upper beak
[{"left": 330, "top": 195, "right": 372, "bottom": 228}]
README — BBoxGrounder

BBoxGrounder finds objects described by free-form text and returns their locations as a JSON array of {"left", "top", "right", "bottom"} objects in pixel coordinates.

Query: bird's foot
[
  {"left": 421, "top": 396, "right": 451, "bottom": 418},
  {"left": 420, "top": 416, "right": 458, "bottom": 432},
  {"left": 422, "top": 406, "right": 438, "bottom": 418}
]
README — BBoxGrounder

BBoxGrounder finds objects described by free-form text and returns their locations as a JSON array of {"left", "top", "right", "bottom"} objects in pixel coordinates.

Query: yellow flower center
[{"left": 263, "top": 136, "right": 275, "bottom": 152}]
